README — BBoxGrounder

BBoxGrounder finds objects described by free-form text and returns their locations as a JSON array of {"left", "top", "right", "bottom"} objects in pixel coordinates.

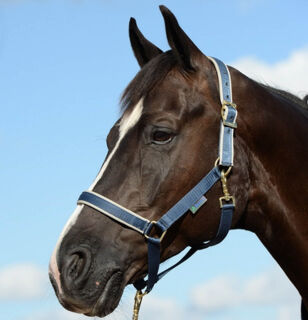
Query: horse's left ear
[
  {"left": 160, "top": 5, "right": 204, "bottom": 71},
  {"left": 129, "top": 18, "right": 163, "bottom": 67}
]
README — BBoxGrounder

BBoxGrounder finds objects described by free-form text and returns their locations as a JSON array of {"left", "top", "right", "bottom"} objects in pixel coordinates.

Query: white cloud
[
  {"left": 140, "top": 295, "right": 186, "bottom": 320},
  {"left": 23, "top": 308, "right": 89, "bottom": 320},
  {"left": 277, "top": 304, "right": 301, "bottom": 320},
  {"left": 191, "top": 275, "right": 240, "bottom": 311},
  {"left": 231, "top": 47, "right": 308, "bottom": 98},
  {"left": 190, "top": 266, "right": 301, "bottom": 319},
  {"left": 18, "top": 264, "right": 302, "bottom": 320},
  {"left": 236, "top": 0, "right": 265, "bottom": 13},
  {"left": 20, "top": 264, "right": 296, "bottom": 319},
  {"left": 0, "top": 263, "right": 47, "bottom": 301}
]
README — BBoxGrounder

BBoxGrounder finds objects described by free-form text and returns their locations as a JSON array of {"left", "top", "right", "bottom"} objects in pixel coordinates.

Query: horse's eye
[{"left": 152, "top": 130, "right": 173, "bottom": 145}]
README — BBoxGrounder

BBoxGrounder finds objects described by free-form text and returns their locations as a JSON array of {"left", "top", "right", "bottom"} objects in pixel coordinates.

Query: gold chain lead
[{"left": 132, "top": 290, "right": 147, "bottom": 320}]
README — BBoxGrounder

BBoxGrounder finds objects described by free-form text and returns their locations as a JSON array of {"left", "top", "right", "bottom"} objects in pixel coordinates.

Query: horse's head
[{"left": 49, "top": 6, "right": 248, "bottom": 317}]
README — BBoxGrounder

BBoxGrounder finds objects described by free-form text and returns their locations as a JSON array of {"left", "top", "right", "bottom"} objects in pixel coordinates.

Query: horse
[{"left": 49, "top": 5, "right": 308, "bottom": 319}]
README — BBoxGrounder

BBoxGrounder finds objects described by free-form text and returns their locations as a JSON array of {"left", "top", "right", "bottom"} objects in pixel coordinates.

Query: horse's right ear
[
  {"left": 159, "top": 5, "right": 204, "bottom": 71},
  {"left": 129, "top": 18, "right": 163, "bottom": 68}
]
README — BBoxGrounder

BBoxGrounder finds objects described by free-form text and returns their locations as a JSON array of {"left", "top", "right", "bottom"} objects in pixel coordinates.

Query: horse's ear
[
  {"left": 129, "top": 18, "right": 163, "bottom": 67},
  {"left": 160, "top": 5, "right": 204, "bottom": 71}
]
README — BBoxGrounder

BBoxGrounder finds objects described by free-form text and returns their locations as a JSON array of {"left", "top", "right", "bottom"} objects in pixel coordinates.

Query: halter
[{"left": 77, "top": 57, "right": 238, "bottom": 319}]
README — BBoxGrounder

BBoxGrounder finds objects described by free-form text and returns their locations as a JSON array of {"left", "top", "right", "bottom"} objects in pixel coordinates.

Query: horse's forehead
[
  {"left": 144, "top": 76, "right": 189, "bottom": 112},
  {"left": 144, "top": 74, "right": 205, "bottom": 120}
]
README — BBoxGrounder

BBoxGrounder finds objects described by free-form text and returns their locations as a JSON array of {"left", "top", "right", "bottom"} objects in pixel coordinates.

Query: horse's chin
[
  {"left": 51, "top": 269, "right": 125, "bottom": 318},
  {"left": 85, "top": 271, "right": 125, "bottom": 317}
]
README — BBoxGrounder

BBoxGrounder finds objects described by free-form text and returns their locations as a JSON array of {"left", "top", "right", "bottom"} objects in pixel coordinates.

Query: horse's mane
[
  {"left": 261, "top": 84, "right": 308, "bottom": 112},
  {"left": 121, "top": 51, "right": 308, "bottom": 115}
]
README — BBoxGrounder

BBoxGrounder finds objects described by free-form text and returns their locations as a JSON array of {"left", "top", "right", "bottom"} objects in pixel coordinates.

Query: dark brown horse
[{"left": 49, "top": 6, "right": 308, "bottom": 319}]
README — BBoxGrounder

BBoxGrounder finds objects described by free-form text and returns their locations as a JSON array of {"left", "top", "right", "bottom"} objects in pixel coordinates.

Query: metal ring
[
  {"left": 144, "top": 221, "right": 167, "bottom": 242},
  {"left": 224, "top": 166, "right": 232, "bottom": 177},
  {"left": 214, "top": 157, "right": 220, "bottom": 167},
  {"left": 215, "top": 157, "right": 232, "bottom": 177}
]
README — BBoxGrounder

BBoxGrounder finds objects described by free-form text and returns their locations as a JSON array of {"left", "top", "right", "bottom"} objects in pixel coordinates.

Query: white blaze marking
[
  {"left": 49, "top": 99, "right": 144, "bottom": 293},
  {"left": 89, "top": 98, "right": 144, "bottom": 190},
  {"left": 49, "top": 205, "right": 83, "bottom": 294}
]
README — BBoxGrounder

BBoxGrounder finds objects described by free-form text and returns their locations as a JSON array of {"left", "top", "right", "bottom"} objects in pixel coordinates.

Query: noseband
[{"left": 77, "top": 57, "right": 238, "bottom": 317}]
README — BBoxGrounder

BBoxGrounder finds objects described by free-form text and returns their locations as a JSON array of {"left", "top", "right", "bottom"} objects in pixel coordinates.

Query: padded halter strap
[
  {"left": 208, "top": 57, "right": 237, "bottom": 167},
  {"left": 77, "top": 57, "right": 237, "bottom": 293},
  {"left": 78, "top": 191, "right": 151, "bottom": 234}
]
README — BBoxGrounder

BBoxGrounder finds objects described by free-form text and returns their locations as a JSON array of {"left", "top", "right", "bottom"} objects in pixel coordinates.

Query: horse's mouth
[{"left": 85, "top": 270, "right": 124, "bottom": 317}]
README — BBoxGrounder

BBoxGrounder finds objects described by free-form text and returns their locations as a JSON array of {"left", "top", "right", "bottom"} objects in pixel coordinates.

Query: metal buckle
[
  {"left": 222, "top": 100, "right": 237, "bottom": 109},
  {"left": 223, "top": 120, "right": 237, "bottom": 129},
  {"left": 219, "top": 195, "right": 235, "bottom": 208},
  {"left": 144, "top": 221, "right": 167, "bottom": 242},
  {"left": 221, "top": 102, "right": 237, "bottom": 129}
]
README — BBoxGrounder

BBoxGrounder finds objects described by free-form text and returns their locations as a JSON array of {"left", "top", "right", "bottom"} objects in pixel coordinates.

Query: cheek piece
[{"left": 77, "top": 57, "right": 238, "bottom": 319}]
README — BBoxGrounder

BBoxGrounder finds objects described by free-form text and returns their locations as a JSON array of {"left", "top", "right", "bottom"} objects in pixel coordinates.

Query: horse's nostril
[
  {"left": 63, "top": 247, "right": 92, "bottom": 289},
  {"left": 68, "top": 253, "right": 83, "bottom": 279}
]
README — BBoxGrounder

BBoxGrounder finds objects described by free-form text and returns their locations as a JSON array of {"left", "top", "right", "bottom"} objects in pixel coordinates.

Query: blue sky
[{"left": 1, "top": 1, "right": 307, "bottom": 319}]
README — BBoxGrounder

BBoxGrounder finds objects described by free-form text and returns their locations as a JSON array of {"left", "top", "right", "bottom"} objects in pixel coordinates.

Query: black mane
[{"left": 262, "top": 85, "right": 308, "bottom": 112}]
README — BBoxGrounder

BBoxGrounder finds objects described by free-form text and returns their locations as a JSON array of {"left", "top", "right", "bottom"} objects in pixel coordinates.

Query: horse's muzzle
[{"left": 49, "top": 244, "right": 125, "bottom": 317}]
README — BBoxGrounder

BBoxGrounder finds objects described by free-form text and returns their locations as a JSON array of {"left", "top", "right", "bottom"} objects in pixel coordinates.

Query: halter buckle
[
  {"left": 221, "top": 102, "right": 238, "bottom": 129},
  {"left": 223, "top": 120, "right": 237, "bottom": 129},
  {"left": 222, "top": 100, "right": 237, "bottom": 109}
]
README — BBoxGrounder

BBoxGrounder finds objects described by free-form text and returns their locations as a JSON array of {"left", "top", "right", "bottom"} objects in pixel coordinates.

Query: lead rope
[{"left": 132, "top": 290, "right": 147, "bottom": 320}]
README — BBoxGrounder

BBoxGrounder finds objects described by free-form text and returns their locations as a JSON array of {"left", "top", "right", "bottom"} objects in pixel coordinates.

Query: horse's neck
[{"left": 232, "top": 69, "right": 308, "bottom": 302}]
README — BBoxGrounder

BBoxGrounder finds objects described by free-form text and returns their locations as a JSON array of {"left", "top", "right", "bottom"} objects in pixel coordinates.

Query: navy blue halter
[{"left": 77, "top": 57, "right": 238, "bottom": 294}]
